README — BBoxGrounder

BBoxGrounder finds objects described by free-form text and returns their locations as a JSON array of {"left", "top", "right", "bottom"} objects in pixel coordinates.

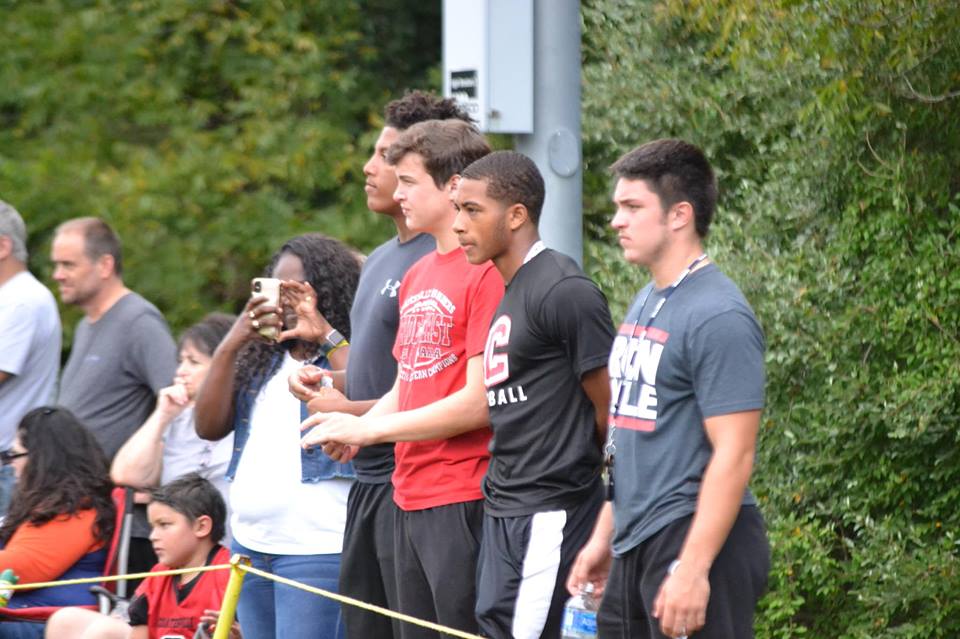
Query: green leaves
[
  {"left": 1, "top": 0, "right": 439, "bottom": 335},
  {"left": 581, "top": 1, "right": 960, "bottom": 636}
]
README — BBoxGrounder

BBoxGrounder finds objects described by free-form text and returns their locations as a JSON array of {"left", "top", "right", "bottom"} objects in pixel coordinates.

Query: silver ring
[
  {"left": 252, "top": 319, "right": 260, "bottom": 330},
  {"left": 248, "top": 310, "right": 256, "bottom": 320}
]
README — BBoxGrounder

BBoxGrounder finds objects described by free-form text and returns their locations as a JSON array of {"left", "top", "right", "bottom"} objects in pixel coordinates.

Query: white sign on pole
[{"left": 443, "top": 0, "right": 533, "bottom": 134}]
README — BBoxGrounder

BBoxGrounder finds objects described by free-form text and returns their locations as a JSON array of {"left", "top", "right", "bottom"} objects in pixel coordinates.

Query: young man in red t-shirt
[{"left": 301, "top": 119, "right": 502, "bottom": 638}]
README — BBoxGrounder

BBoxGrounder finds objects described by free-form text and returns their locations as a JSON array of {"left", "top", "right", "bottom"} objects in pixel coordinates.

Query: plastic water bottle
[
  {"left": 561, "top": 582, "right": 599, "bottom": 638},
  {"left": 0, "top": 568, "right": 19, "bottom": 607}
]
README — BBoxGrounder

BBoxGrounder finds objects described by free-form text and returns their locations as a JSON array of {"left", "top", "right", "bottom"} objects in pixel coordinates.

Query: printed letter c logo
[{"left": 483, "top": 316, "right": 511, "bottom": 387}]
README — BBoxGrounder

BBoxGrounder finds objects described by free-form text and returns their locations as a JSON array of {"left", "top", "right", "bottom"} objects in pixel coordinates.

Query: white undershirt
[{"left": 229, "top": 351, "right": 352, "bottom": 554}]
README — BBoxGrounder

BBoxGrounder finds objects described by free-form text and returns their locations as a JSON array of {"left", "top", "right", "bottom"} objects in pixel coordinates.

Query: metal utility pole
[
  {"left": 444, "top": 0, "right": 583, "bottom": 263},
  {"left": 514, "top": 0, "right": 582, "bottom": 264}
]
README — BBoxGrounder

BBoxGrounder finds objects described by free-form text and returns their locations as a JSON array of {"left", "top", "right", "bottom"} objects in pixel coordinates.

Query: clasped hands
[{"left": 289, "top": 364, "right": 373, "bottom": 463}]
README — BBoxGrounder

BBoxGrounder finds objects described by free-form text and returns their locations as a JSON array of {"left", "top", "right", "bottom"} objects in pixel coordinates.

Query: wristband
[{"left": 320, "top": 328, "right": 349, "bottom": 356}]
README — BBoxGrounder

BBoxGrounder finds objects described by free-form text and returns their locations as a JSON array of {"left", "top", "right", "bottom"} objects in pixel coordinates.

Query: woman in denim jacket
[{"left": 195, "top": 234, "right": 360, "bottom": 639}]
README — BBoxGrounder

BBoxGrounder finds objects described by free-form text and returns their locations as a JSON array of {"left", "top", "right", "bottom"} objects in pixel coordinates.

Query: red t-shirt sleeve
[
  {"left": 0, "top": 511, "right": 102, "bottom": 583},
  {"left": 465, "top": 264, "right": 505, "bottom": 358}
]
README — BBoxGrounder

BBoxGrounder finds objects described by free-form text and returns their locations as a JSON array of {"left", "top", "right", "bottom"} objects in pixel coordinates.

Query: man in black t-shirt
[{"left": 452, "top": 151, "right": 615, "bottom": 638}]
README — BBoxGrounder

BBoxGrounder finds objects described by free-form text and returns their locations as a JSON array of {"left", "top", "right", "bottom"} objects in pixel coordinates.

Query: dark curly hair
[
  {"left": 234, "top": 233, "right": 361, "bottom": 393},
  {"left": 0, "top": 407, "right": 115, "bottom": 546},
  {"left": 385, "top": 89, "right": 474, "bottom": 130}
]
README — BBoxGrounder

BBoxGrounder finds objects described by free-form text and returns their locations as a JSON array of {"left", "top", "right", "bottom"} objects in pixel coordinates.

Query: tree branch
[{"left": 899, "top": 76, "right": 960, "bottom": 103}]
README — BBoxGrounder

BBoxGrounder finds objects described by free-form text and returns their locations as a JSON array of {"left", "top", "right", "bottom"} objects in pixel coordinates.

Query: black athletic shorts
[
  {"left": 340, "top": 480, "right": 402, "bottom": 639},
  {"left": 476, "top": 484, "right": 603, "bottom": 638},
  {"left": 394, "top": 499, "right": 484, "bottom": 639},
  {"left": 597, "top": 505, "right": 770, "bottom": 639}
]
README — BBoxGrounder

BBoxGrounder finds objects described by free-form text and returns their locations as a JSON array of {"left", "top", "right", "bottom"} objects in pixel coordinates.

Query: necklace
[{"left": 603, "top": 253, "right": 708, "bottom": 500}]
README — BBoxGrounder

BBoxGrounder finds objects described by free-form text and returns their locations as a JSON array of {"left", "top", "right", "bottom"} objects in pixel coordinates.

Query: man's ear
[
  {"left": 96, "top": 254, "right": 116, "bottom": 279},
  {"left": 446, "top": 174, "right": 462, "bottom": 196},
  {"left": 0, "top": 236, "right": 11, "bottom": 261},
  {"left": 507, "top": 203, "right": 529, "bottom": 231},
  {"left": 669, "top": 201, "right": 695, "bottom": 232},
  {"left": 193, "top": 514, "right": 214, "bottom": 538}
]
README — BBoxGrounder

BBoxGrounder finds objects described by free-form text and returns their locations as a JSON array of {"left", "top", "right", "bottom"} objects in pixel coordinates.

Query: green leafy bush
[{"left": 580, "top": 1, "right": 960, "bottom": 636}]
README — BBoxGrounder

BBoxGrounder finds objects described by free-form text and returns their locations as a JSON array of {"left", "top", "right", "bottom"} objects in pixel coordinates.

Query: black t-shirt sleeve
[
  {"left": 127, "top": 592, "right": 149, "bottom": 627},
  {"left": 538, "top": 276, "right": 616, "bottom": 377}
]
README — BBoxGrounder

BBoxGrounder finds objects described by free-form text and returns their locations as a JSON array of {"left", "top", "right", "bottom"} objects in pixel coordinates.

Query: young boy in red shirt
[{"left": 46, "top": 473, "right": 239, "bottom": 639}]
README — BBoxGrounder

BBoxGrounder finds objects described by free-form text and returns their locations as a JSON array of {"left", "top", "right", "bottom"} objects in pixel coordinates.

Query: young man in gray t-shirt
[
  {"left": 287, "top": 91, "right": 473, "bottom": 639},
  {"left": 568, "top": 139, "right": 769, "bottom": 639}
]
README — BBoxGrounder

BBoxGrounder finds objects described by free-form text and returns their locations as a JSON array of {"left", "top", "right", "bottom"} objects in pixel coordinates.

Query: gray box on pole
[
  {"left": 443, "top": 0, "right": 533, "bottom": 133},
  {"left": 443, "top": 0, "right": 583, "bottom": 264}
]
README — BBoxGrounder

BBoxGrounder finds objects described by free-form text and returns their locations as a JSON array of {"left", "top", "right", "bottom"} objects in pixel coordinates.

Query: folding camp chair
[{"left": 0, "top": 486, "right": 135, "bottom": 622}]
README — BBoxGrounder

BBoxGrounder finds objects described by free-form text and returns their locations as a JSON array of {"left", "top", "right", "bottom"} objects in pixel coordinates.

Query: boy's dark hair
[
  {"left": 385, "top": 90, "right": 474, "bottom": 131},
  {"left": 151, "top": 473, "right": 227, "bottom": 544},
  {"left": 178, "top": 312, "right": 235, "bottom": 356},
  {"left": 385, "top": 119, "right": 491, "bottom": 189},
  {"left": 461, "top": 151, "right": 546, "bottom": 224},
  {"left": 56, "top": 217, "right": 124, "bottom": 275},
  {"left": 610, "top": 139, "right": 718, "bottom": 238}
]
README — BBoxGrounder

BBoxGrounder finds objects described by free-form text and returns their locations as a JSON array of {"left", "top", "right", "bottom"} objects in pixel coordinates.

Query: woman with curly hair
[
  {"left": 194, "top": 233, "right": 360, "bottom": 639},
  {"left": 0, "top": 407, "right": 115, "bottom": 637}
]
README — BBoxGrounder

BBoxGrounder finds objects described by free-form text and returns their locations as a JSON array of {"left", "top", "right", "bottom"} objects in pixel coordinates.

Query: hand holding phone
[{"left": 250, "top": 277, "right": 281, "bottom": 341}]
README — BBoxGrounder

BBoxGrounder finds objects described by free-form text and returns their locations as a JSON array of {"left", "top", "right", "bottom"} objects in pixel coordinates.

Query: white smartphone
[{"left": 250, "top": 277, "right": 281, "bottom": 340}]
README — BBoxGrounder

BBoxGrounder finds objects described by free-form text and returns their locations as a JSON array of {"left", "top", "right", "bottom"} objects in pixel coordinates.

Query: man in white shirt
[{"left": 0, "top": 200, "right": 61, "bottom": 515}]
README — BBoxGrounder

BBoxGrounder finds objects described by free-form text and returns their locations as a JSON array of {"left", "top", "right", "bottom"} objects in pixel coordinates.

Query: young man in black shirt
[{"left": 452, "top": 151, "right": 615, "bottom": 638}]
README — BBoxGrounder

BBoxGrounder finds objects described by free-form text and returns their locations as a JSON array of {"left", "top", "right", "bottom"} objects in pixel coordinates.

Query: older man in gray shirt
[{"left": 52, "top": 217, "right": 176, "bottom": 461}]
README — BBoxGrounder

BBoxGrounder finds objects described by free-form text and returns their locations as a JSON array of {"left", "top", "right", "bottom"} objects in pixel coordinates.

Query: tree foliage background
[
  {"left": 581, "top": 1, "right": 960, "bottom": 637},
  {"left": 3, "top": 1, "right": 960, "bottom": 636},
  {"left": 0, "top": 0, "right": 440, "bottom": 335}
]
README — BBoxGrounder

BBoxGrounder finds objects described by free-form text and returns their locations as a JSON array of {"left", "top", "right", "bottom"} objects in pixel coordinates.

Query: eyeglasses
[{"left": 0, "top": 450, "right": 28, "bottom": 465}]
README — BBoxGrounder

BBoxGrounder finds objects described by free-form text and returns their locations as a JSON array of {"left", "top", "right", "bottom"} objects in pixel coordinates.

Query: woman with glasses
[{"left": 0, "top": 407, "right": 115, "bottom": 637}]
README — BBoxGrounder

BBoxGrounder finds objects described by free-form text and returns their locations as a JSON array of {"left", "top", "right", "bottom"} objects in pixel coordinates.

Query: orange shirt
[{"left": 0, "top": 510, "right": 104, "bottom": 583}]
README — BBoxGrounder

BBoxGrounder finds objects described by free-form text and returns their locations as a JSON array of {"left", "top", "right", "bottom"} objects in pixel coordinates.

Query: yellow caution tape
[{"left": 3, "top": 557, "right": 484, "bottom": 639}]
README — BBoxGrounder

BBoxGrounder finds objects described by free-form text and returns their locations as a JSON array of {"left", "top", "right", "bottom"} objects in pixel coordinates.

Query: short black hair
[
  {"left": 151, "top": 473, "right": 227, "bottom": 544},
  {"left": 56, "top": 217, "right": 124, "bottom": 275},
  {"left": 461, "top": 151, "right": 545, "bottom": 224},
  {"left": 385, "top": 90, "right": 474, "bottom": 130},
  {"left": 179, "top": 312, "right": 235, "bottom": 356},
  {"left": 385, "top": 119, "right": 491, "bottom": 189},
  {"left": 610, "top": 139, "right": 718, "bottom": 237}
]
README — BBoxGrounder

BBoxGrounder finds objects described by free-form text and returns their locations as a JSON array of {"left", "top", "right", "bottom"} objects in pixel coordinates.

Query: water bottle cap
[{"left": 582, "top": 582, "right": 595, "bottom": 595}]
